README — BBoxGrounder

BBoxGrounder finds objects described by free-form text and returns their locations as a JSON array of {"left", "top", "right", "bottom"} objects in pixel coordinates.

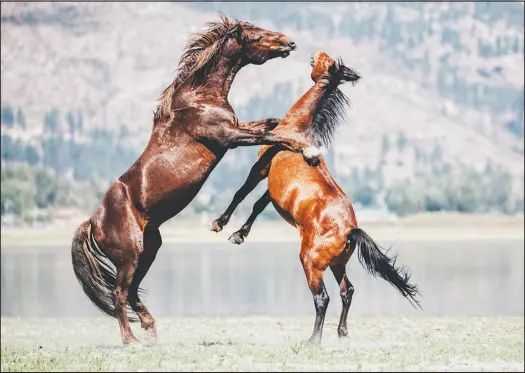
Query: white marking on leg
[{"left": 304, "top": 146, "right": 321, "bottom": 159}]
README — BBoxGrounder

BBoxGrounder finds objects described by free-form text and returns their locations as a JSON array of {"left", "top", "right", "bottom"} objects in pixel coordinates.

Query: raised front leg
[
  {"left": 238, "top": 118, "right": 280, "bottom": 133},
  {"left": 211, "top": 149, "right": 278, "bottom": 232},
  {"left": 198, "top": 124, "right": 321, "bottom": 166},
  {"left": 229, "top": 190, "right": 271, "bottom": 244}
]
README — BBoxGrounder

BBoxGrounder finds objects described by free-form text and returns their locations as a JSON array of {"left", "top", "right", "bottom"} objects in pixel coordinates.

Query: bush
[
  {"left": 385, "top": 165, "right": 517, "bottom": 216},
  {"left": 1, "top": 178, "right": 36, "bottom": 217}
]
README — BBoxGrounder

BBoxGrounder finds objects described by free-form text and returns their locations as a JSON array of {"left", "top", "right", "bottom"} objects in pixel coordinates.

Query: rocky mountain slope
[{"left": 1, "top": 2, "right": 523, "bottom": 191}]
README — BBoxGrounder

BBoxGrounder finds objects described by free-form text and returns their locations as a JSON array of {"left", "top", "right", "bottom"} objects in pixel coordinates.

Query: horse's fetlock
[{"left": 142, "top": 317, "right": 155, "bottom": 330}]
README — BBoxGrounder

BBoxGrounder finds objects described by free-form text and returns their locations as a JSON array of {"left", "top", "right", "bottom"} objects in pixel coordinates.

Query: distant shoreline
[{"left": 1, "top": 212, "right": 523, "bottom": 246}]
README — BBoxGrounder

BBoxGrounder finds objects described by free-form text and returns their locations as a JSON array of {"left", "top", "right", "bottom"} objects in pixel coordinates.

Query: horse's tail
[
  {"left": 71, "top": 220, "right": 139, "bottom": 321},
  {"left": 347, "top": 227, "right": 422, "bottom": 309}
]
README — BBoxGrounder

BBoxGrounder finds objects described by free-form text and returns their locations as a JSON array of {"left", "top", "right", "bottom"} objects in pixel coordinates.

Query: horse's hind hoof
[
  {"left": 122, "top": 336, "right": 140, "bottom": 346},
  {"left": 210, "top": 219, "right": 223, "bottom": 232},
  {"left": 338, "top": 328, "right": 348, "bottom": 338},
  {"left": 305, "top": 337, "right": 322, "bottom": 348},
  {"left": 144, "top": 329, "right": 158, "bottom": 345},
  {"left": 229, "top": 232, "right": 245, "bottom": 245}
]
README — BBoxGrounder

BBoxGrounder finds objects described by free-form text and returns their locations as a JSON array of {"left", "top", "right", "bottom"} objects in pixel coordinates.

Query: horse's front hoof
[
  {"left": 229, "top": 232, "right": 245, "bottom": 245},
  {"left": 122, "top": 336, "right": 140, "bottom": 346},
  {"left": 338, "top": 328, "right": 348, "bottom": 338},
  {"left": 144, "top": 328, "right": 158, "bottom": 345},
  {"left": 210, "top": 219, "right": 224, "bottom": 232}
]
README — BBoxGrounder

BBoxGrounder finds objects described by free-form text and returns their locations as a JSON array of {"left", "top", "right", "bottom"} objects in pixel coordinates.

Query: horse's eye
[{"left": 250, "top": 36, "right": 263, "bottom": 43}]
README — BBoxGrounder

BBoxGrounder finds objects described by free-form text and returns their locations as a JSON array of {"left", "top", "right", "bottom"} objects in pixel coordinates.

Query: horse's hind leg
[
  {"left": 330, "top": 264, "right": 354, "bottom": 337},
  {"left": 128, "top": 227, "right": 162, "bottom": 343},
  {"left": 113, "top": 256, "right": 140, "bottom": 345},
  {"left": 300, "top": 248, "right": 330, "bottom": 346}
]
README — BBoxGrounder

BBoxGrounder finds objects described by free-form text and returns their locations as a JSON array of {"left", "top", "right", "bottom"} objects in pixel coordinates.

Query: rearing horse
[
  {"left": 212, "top": 52, "right": 421, "bottom": 346},
  {"left": 71, "top": 16, "right": 321, "bottom": 345}
]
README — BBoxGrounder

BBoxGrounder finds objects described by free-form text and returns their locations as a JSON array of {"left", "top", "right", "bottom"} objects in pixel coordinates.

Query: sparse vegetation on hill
[{"left": 0, "top": 2, "right": 523, "bottom": 225}]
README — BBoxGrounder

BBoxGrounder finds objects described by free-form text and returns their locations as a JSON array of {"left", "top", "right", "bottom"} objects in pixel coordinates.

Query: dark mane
[
  {"left": 309, "top": 58, "right": 361, "bottom": 148},
  {"left": 154, "top": 15, "right": 248, "bottom": 123}
]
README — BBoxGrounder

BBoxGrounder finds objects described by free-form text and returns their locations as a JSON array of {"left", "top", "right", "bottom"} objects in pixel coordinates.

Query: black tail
[
  {"left": 71, "top": 220, "right": 140, "bottom": 321},
  {"left": 348, "top": 228, "right": 422, "bottom": 309}
]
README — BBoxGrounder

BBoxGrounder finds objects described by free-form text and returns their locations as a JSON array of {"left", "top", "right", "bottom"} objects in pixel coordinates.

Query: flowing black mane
[{"left": 309, "top": 58, "right": 361, "bottom": 148}]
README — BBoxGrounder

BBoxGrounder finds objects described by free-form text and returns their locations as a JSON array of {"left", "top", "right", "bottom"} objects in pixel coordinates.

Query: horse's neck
[
  {"left": 280, "top": 82, "right": 329, "bottom": 131},
  {"left": 200, "top": 54, "right": 243, "bottom": 100}
]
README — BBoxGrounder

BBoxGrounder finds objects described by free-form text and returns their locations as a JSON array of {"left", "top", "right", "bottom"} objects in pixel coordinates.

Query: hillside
[{"left": 1, "top": 2, "right": 524, "bottom": 222}]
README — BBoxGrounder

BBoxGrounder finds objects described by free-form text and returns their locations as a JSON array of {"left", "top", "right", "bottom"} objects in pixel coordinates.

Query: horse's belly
[{"left": 138, "top": 144, "right": 222, "bottom": 222}]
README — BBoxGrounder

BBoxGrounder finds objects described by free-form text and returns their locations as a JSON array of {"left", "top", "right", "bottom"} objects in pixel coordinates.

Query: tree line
[{"left": 1, "top": 99, "right": 523, "bottom": 224}]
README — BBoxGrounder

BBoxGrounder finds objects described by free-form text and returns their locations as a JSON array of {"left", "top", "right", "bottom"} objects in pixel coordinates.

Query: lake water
[{"left": 1, "top": 239, "right": 523, "bottom": 318}]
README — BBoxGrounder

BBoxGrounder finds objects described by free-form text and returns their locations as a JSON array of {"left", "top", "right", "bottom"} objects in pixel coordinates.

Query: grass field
[{"left": 1, "top": 317, "right": 523, "bottom": 371}]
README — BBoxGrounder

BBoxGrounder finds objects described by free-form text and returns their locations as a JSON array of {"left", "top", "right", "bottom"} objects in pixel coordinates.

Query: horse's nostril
[{"left": 289, "top": 41, "right": 297, "bottom": 50}]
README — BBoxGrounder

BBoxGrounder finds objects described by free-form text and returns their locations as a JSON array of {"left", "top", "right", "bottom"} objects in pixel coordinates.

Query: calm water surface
[{"left": 1, "top": 239, "right": 523, "bottom": 318}]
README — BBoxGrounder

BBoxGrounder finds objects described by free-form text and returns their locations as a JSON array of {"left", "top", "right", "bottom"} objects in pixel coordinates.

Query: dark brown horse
[
  {"left": 211, "top": 51, "right": 421, "bottom": 346},
  {"left": 71, "top": 16, "right": 322, "bottom": 345}
]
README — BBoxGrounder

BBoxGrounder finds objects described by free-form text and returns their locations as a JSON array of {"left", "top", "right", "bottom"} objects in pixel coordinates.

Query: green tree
[
  {"left": 1, "top": 178, "right": 36, "bottom": 217},
  {"left": 381, "top": 134, "right": 390, "bottom": 156},
  {"left": 66, "top": 110, "right": 76, "bottom": 136},
  {"left": 24, "top": 144, "right": 40, "bottom": 166},
  {"left": 423, "top": 184, "right": 449, "bottom": 212},
  {"left": 352, "top": 185, "right": 375, "bottom": 207},
  {"left": 513, "top": 37, "right": 521, "bottom": 54},
  {"left": 414, "top": 146, "right": 422, "bottom": 163},
  {"left": 1, "top": 135, "right": 25, "bottom": 162},
  {"left": 34, "top": 167, "right": 57, "bottom": 209},
  {"left": 1, "top": 105, "right": 14, "bottom": 127},
  {"left": 77, "top": 111, "right": 84, "bottom": 134},
  {"left": 397, "top": 132, "right": 407, "bottom": 152},
  {"left": 44, "top": 109, "right": 60, "bottom": 134},
  {"left": 16, "top": 108, "right": 26, "bottom": 128}
]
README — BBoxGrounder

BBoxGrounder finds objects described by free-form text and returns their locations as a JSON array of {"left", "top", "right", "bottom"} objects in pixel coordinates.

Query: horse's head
[
  {"left": 228, "top": 21, "right": 297, "bottom": 65},
  {"left": 306, "top": 52, "right": 361, "bottom": 147},
  {"left": 309, "top": 51, "right": 361, "bottom": 85}
]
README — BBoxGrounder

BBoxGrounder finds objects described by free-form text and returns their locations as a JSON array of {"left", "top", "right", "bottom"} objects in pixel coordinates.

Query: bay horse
[
  {"left": 71, "top": 16, "right": 322, "bottom": 345},
  {"left": 211, "top": 51, "right": 421, "bottom": 346}
]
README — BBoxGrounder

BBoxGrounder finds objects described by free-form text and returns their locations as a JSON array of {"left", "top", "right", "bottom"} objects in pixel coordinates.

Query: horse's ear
[
  {"left": 328, "top": 61, "right": 338, "bottom": 75},
  {"left": 229, "top": 23, "right": 244, "bottom": 44}
]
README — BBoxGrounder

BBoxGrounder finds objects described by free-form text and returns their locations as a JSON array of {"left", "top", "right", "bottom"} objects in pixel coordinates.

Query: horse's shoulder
[{"left": 197, "top": 102, "right": 237, "bottom": 126}]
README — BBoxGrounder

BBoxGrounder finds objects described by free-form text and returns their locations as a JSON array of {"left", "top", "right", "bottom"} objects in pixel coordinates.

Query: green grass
[{"left": 1, "top": 317, "right": 523, "bottom": 371}]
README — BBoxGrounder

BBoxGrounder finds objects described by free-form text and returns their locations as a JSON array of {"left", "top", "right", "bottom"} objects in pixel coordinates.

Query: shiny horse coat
[
  {"left": 212, "top": 51, "right": 421, "bottom": 346},
  {"left": 71, "top": 16, "right": 322, "bottom": 345}
]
